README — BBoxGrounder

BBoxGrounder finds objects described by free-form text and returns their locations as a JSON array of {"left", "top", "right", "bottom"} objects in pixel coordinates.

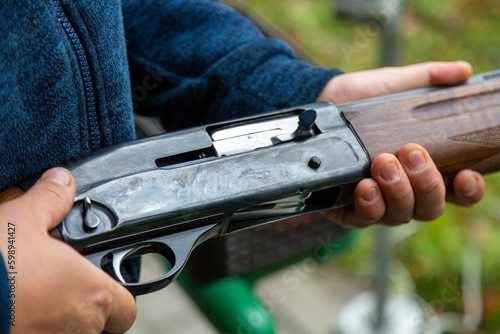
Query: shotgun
[{"left": 2, "top": 70, "right": 500, "bottom": 295}]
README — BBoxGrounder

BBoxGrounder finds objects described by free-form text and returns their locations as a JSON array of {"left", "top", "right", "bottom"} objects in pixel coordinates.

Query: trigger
[{"left": 110, "top": 247, "right": 139, "bottom": 284}]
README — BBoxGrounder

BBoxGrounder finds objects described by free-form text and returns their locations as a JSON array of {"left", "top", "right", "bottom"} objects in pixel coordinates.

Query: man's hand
[
  {"left": 317, "top": 61, "right": 486, "bottom": 228},
  {"left": 0, "top": 168, "right": 136, "bottom": 333}
]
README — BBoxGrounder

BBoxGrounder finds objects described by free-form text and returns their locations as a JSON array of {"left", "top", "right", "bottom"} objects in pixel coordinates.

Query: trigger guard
[{"left": 84, "top": 223, "right": 219, "bottom": 296}]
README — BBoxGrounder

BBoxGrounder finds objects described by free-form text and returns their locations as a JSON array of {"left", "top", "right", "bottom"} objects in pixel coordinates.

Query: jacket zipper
[{"left": 53, "top": 0, "right": 101, "bottom": 150}]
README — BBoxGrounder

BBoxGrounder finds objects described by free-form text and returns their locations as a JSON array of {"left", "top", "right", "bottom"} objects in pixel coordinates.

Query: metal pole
[
  {"left": 373, "top": 1, "right": 402, "bottom": 331},
  {"left": 373, "top": 226, "right": 390, "bottom": 333}
]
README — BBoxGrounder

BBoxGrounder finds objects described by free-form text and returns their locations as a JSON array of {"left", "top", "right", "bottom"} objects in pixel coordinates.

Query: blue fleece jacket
[{"left": 0, "top": 0, "right": 342, "bottom": 330}]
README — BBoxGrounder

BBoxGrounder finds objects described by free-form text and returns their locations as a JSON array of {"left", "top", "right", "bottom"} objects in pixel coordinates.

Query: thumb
[{"left": 23, "top": 167, "right": 76, "bottom": 231}]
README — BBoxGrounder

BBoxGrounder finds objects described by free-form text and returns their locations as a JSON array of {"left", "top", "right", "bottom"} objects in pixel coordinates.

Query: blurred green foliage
[
  {"left": 226, "top": 0, "right": 500, "bottom": 331},
  {"left": 228, "top": 0, "right": 500, "bottom": 71}
]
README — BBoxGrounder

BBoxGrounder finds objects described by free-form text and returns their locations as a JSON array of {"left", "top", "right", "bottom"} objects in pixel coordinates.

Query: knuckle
[
  {"left": 31, "top": 183, "right": 69, "bottom": 208},
  {"left": 30, "top": 183, "right": 73, "bottom": 219},
  {"left": 75, "top": 291, "right": 110, "bottom": 332},
  {"left": 416, "top": 202, "right": 446, "bottom": 221},
  {"left": 350, "top": 219, "right": 374, "bottom": 229},
  {"left": 414, "top": 175, "right": 443, "bottom": 198},
  {"left": 359, "top": 211, "right": 382, "bottom": 225},
  {"left": 358, "top": 84, "right": 379, "bottom": 100},
  {"left": 402, "top": 215, "right": 413, "bottom": 224},
  {"left": 383, "top": 214, "right": 412, "bottom": 226},
  {"left": 353, "top": 204, "right": 384, "bottom": 227},
  {"left": 92, "top": 289, "right": 113, "bottom": 315}
]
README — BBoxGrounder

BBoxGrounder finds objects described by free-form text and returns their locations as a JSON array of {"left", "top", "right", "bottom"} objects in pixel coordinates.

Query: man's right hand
[{"left": 0, "top": 168, "right": 136, "bottom": 334}]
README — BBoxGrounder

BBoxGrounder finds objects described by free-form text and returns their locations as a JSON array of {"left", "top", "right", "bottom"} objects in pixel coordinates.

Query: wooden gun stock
[
  {"left": 340, "top": 71, "right": 500, "bottom": 179},
  {"left": 0, "top": 186, "right": 24, "bottom": 203}
]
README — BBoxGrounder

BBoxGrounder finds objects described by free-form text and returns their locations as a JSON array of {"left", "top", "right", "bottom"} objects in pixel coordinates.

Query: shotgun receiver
[{"left": 4, "top": 70, "right": 500, "bottom": 295}]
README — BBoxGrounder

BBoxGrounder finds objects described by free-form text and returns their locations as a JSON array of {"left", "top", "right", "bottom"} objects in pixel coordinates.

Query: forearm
[{"left": 122, "top": 0, "right": 342, "bottom": 130}]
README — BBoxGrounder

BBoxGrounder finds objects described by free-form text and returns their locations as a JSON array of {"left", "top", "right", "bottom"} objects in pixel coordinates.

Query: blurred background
[{"left": 129, "top": 0, "right": 500, "bottom": 333}]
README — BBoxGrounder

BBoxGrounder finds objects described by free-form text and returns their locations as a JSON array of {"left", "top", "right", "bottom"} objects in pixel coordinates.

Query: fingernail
[
  {"left": 40, "top": 168, "right": 71, "bottom": 187},
  {"left": 361, "top": 188, "right": 377, "bottom": 203},
  {"left": 380, "top": 163, "right": 399, "bottom": 182},
  {"left": 404, "top": 150, "right": 426, "bottom": 171},
  {"left": 461, "top": 176, "right": 477, "bottom": 196}
]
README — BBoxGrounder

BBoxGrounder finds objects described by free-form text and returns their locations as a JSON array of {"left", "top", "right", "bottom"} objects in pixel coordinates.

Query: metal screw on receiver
[{"left": 308, "top": 156, "right": 322, "bottom": 169}]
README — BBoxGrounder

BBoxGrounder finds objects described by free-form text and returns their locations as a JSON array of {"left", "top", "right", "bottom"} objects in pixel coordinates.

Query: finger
[
  {"left": 380, "top": 61, "right": 473, "bottom": 90},
  {"left": 352, "top": 179, "right": 385, "bottom": 225},
  {"left": 446, "top": 170, "right": 485, "bottom": 206},
  {"left": 398, "top": 144, "right": 446, "bottom": 221},
  {"left": 371, "top": 154, "right": 414, "bottom": 226},
  {"left": 323, "top": 178, "right": 385, "bottom": 229},
  {"left": 429, "top": 61, "right": 474, "bottom": 85},
  {"left": 369, "top": 61, "right": 473, "bottom": 95},
  {"left": 22, "top": 168, "right": 76, "bottom": 231},
  {"left": 322, "top": 61, "right": 473, "bottom": 104},
  {"left": 103, "top": 280, "right": 137, "bottom": 333},
  {"left": 54, "top": 242, "right": 137, "bottom": 333}
]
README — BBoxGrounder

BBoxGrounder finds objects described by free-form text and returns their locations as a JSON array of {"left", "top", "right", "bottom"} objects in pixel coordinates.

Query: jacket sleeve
[
  {"left": 0, "top": 254, "right": 11, "bottom": 333},
  {"left": 121, "top": 0, "right": 343, "bottom": 130}
]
